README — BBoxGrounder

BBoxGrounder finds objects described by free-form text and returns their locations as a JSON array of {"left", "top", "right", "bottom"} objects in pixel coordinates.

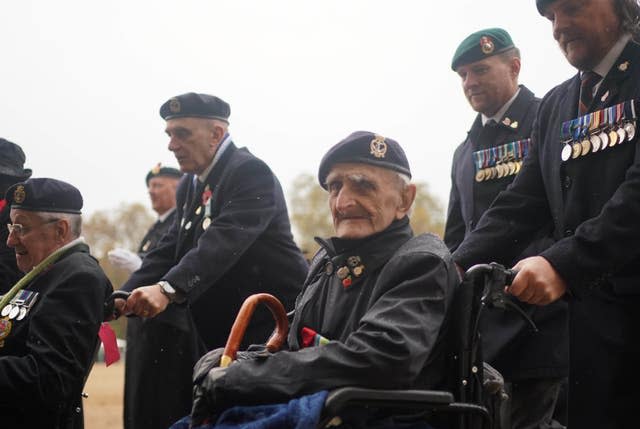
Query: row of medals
[
  {"left": 561, "top": 120, "right": 637, "bottom": 162},
  {"left": 475, "top": 159, "right": 523, "bottom": 182},
  {"left": 1, "top": 300, "right": 36, "bottom": 321}
]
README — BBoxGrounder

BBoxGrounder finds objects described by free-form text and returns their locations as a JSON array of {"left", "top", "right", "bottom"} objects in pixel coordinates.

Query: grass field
[{"left": 83, "top": 361, "right": 124, "bottom": 429}]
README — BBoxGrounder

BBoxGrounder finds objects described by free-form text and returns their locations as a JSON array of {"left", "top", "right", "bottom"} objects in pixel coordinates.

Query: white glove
[{"left": 108, "top": 248, "right": 142, "bottom": 274}]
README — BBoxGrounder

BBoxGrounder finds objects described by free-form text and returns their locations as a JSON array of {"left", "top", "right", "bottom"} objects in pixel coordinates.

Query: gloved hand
[
  {"left": 108, "top": 248, "right": 142, "bottom": 273},
  {"left": 193, "top": 346, "right": 271, "bottom": 384}
]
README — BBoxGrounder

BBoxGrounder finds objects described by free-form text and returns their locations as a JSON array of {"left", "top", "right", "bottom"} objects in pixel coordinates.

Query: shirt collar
[
  {"left": 591, "top": 33, "right": 631, "bottom": 78},
  {"left": 197, "top": 133, "right": 233, "bottom": 183},
  {"left": 481, "top": 87, "right": 521, "bottom": 126},
  {"left": 157, "top": 206, "right": 175, "bottom": 223}
]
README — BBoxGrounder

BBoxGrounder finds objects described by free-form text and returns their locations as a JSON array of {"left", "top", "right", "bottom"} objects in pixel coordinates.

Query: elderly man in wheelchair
[{"left": 178, "top": 131, "right": 467, "bottom": 429}]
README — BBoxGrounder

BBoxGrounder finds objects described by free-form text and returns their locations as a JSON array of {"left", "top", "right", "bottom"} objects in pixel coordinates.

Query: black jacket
[
  {"left": 454, "top": 41, "right": 640, "bottom": 427},
  {"left": 445, "top": 86, "right": 567, "bottom": 381},
  {"left": 205, "top": 218, "right": 457, "bottom": 410},
  {"left": 0, "top": 242, "right": 112, "bottom": 428}
]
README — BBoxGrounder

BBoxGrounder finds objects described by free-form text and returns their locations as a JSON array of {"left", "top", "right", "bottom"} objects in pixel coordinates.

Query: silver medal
[
  {"left": 9, "top": 305, "right": 20, "bottom": 320},
  {"left": 561, "top": 144, "right": 573, "bottom": 162},
  {"left": 17, "top": 307, "right": 27, "bottom": 321},
  {"left": 1, "top": 305, "right": 12, "bottom": 317}
]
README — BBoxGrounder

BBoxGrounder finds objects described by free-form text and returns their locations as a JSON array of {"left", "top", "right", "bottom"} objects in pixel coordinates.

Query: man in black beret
[
  {"left": 0, "top": 178, "right": 112, "bottom": 428},
  {"left": 187, "top": 131, "right": 457, "bottom": 427},
  {"left": 0, "top": 138, "right": 32, "bottom": 293},
  {"left": 116, "top": 93, "right": 307, "bottom": 429},
  {"left": 453, "top": 1, "right": 640, "bottom": 427},
  {"left": 107, "top": 163, "right": 183, "bottom": 428},
  {"left": 447, "top": 28, "right": 567, "bottom": 428}
]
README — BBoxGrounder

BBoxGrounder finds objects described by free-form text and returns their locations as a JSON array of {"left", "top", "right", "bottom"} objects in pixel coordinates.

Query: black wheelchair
[{"left": 214, "top": 262, "right": 536, "bottom": 429}]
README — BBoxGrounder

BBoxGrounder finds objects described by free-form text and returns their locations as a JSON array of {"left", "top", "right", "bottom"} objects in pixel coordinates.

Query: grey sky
[{"left": 2, "top": 1, "right": 575, "bottom": 217}]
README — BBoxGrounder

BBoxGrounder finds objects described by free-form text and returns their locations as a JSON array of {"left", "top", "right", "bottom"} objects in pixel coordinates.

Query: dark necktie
[{"left": 579, "top": 71, "right": 600, "bottom": 115}]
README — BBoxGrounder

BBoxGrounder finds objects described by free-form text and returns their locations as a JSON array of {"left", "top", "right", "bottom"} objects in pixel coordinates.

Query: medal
[
  {"left": 17, "top": 307, "right": 27, "bottom": 321},
  {"left": 571, "top": 142, "right": 582, "bottom": 159},
  {"left": 1, "top": 305, "right": 11, "bottom": 317},
  {"left": 337, "top": 266, "right": 350, "bottom": 280},
  {"left": 624, "top": 121, "right": 636, "bottom": 141},
  {"left": 590, "top": 134, "right": 601, "bottom": 152},
  {"left": 475, "top": 170, "right": 485, "bottom": 182},
  {"left": 195, "top": 206, "right": 202, "bottom": 215},
  {"left": 9, "top": 306, "right": 19, "bottom": 320},
  {"left": 202, "top": 217, "right": 211, "bottom": 230},
  {"left": 185, "top": 221, "right": 192, "bottom": 230},
  {"left": 580, "top": 138, "right": 591, "bottom": 156},
  {"left": 561, "top": 144, "right": 573, "bottom": 162},
  {"left": 608, "top": 129, "right": 619, "bottom": 146},
  {"left": 617, "top": 126, "right": 627, "bottom": 143}
]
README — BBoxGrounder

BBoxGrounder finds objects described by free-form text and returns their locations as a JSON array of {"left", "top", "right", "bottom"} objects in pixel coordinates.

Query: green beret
[
  {"left": 160, "top": 92, "right": 230, "bottom": 122},
  {"left": 145, "top": 163, "right": 182, "bottom": 186},
  {"left": 536, "top": 0, "right": 555, "bottom": 15},
  {"left": 451, "top": 28, "right": 515, "bottom": 70}
]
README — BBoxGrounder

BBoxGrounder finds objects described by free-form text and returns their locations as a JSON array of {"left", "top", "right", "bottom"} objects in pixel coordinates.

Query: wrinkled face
[
  {"left": 7, "top": 209, "right": 62, "bottom": 273},
  {"left": 456, "top": 54, "right": 519, "bottom": 117},
  {"left": 544, "top": 0, "right": 621, "bottom": 70},
  {"left": 326, "top": 163, "right": 412, "bottom": 239},
  {"left": 148, "top": 176, "right": 178, "bottom": 215},
  {"left": 165, "top": 117, "right": 220, "bottom": 175}
]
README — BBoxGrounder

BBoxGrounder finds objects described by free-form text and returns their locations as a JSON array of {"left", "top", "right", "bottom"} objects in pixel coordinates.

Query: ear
[
  {"left": 510, "top": 56, "right": 521, "bottom": 78},
  {"left": 54, "top": 219, "right": 70, "bottom": 242},
  {"left": 396, "top": 183, "right": 417, "bottom": 219}
]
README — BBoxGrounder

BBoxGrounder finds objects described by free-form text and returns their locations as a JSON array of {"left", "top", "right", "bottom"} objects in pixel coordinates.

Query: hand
[
  {"left": 105, "top": 298, "right": 128, "bottom": 320},
  {"left": 108, "top": 248, "right": 142, "bottom": 273},
  {"left": 124, "top": 284, "right": 170, "bottom": 318},
  {"left": 508, "top": 256, "right": 567, "bottom": 305}
]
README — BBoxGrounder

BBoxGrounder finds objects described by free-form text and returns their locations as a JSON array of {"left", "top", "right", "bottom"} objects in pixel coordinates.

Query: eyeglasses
[{"left": 7, "top": 219, "right": 60, "bottom": 237}]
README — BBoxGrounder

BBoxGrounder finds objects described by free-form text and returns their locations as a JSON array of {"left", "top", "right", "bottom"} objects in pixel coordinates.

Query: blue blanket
[{"left": 169, "top": 390, "right": 328, "bottom": 429}]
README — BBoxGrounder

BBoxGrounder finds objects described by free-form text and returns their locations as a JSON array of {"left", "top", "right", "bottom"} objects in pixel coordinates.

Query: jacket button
[
  {"left": 564, "top": 229, "right": 573, "bottom": 237},
  {"left": 563, "top": 176, "right": 572, "bottom": 189}
]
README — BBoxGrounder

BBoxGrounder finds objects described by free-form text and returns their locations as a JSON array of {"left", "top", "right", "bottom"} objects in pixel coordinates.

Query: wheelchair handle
[
  {"left": 220, "top": 293, "right": 289, "bottom": 368},
  {"left": 103, "top": 290, "right": 131, "bottom": 320}
]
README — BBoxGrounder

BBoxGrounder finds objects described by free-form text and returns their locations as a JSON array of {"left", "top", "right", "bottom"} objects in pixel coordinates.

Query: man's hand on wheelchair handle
[
  {"left": 508, "top": 256, "right": 567, "bottom": 305},
  {"left": 124, "top": 284, "right": 170, "bottom": 318}
]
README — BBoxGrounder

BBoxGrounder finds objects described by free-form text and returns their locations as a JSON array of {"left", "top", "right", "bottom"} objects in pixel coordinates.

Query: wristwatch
[{"left": 158, "top": 281, "right": 186, "bottom": 304}]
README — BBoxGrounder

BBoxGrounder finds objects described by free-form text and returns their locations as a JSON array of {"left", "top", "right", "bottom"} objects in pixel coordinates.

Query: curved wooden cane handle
[{"left": 220, "top": 293, "right": 289, "bottom": 368}]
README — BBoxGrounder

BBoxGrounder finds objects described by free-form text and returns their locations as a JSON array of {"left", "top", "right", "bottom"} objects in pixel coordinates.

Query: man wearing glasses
[{"left": 0, "top": 178, "right": 112, "bottom": 428}]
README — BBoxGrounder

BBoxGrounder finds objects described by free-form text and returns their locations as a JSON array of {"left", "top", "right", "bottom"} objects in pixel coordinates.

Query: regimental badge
[
  {"left": 502, "top": 117, "right": 511, "bottom": 126},
  {"left": 151, "top": 163, "right": 161, "bottom": 175},
  {"left": 336, "top": 266, "right": 350, "bottom": 280},
  {"left": 510, "top": 121, "right": 519, "bottom": 129},
  {"left": 370, "top": 135, "right": 387, "bottom": 159},
  {"left": 13, "top": 185, "right": 26, "bottom": 204},
  {"left": 480, "top": 36, "right": 494, "bottom": 54},
  {"left": 169, "top": 97, "right": 181, "bottom": 113},
  {"left": 618, "top": 61, "right": 629, "bottom": 72},
  {"left": 142, "top": 240, "right": 151, "bottom": 252},
  {"left": 0, "top": 317, "right": 12, "bottom": 348}
]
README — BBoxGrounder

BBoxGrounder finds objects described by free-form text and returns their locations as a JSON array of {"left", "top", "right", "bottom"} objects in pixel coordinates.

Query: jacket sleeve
[
  {"left": 453, "top": 118, "right": 552, "bottom": 269},
  {"left": 0, "top": 267, "right": 108, "bottom": 408},
  {"left": 207, "top": 249, "right": 456, "bottom": 407},
  {"left": 444, "top": 148, "right": 466, "bottom": 252},
  {"left": 162, "top": 158, "right": 280, "bottom": 301}
]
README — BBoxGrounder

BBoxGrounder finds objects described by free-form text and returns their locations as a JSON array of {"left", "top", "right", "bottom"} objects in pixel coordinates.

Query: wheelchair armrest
[{"left": 324, "top": 387, "right": 454, "bottom": 415}]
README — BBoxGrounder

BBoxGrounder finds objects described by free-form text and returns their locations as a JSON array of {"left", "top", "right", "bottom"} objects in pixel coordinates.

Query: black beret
[
  {"left": 145, "top": 163, "right": 182, "bottom": 186},
  {"left": 451, "top": 28, "right": 515, "bottom": 70},
  {"left": 160, "top": 92, "right": 231, "bottom": 122},
  {"left": 0, "top": 138, "right": 32, "bottom": 179},
  {"left": 536, "top": 0, "right": 555, "bottom": 15},
  {"left": 318, "top": 131, "right": 411, "bottom": 189},
  {"left": 6, "top": 178, "right": 83, "bottom": 214}
]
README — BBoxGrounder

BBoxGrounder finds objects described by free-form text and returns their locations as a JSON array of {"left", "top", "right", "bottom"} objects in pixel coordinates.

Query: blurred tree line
[{"left": 83, "top": 174, "right": 444, "bottom": 337}]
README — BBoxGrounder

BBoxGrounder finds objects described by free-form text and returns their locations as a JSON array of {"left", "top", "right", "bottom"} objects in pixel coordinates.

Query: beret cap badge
[
  {"left": 169, "top": 98, "right": 181, "bottom": 113},
  {"left": 480, "top": 36, "right": 495, "bottom": 55},
  {"left": 13, "top": 185, "right": 26, "bottom": 204},
  {"left": 369, "top": 135, "right": 387, "bottom": 159},
  {"left": 151, "top": 163, "right": 162, "bottom": 175}
]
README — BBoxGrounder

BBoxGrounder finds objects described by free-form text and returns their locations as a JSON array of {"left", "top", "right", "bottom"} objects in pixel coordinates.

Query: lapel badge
[
  {"left": 502, "top": 117, "right": 512, "bottom": 126},
  {"left": 169, "top": 97, "right": 181, "bottom": 113},
  {"left": 337, "top": 266, "right": 350, "bottom": 280},
  {"left": 352, "top": 265, "right": 365, "bottom": 277},
  {"left": 370, "top": 135, "right": 387, "bottom": 159},
  {"left": 480, "top": 36, "right": 494, "bottom": 54},
  {"left": 510, "top": 121, "right": 519, "bottom": 129},
  {"left": 142, "top": 240, "right": 151, "bottom": 252},
  {"left": 347, "top": 256, "right": 361, "bottom": 268},
  {"left": 13, "top": 185, "right": 26, "bottom": 204},
  {"left": 195, "top": 206, "right": 202, "bottom": 215},
  {"left": 202, "top": 217, "right": 211, "bottom": 230},
  {"left": 185, "top": 221, "right": 192, "bottom": 230},
  {"left": 618, "top": 61, "right": 629, "bottom": 72},
  {"left": 601, "top": 90, "right": 610, "bottom": 103}
]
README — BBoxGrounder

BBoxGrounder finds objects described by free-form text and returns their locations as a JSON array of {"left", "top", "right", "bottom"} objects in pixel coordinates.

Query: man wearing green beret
[
  {"left": 446, "top": 28, "right": 567, "bottom": 428},
  {"left": 453, "top": 1, "right": 640, "bottom": 427}
]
